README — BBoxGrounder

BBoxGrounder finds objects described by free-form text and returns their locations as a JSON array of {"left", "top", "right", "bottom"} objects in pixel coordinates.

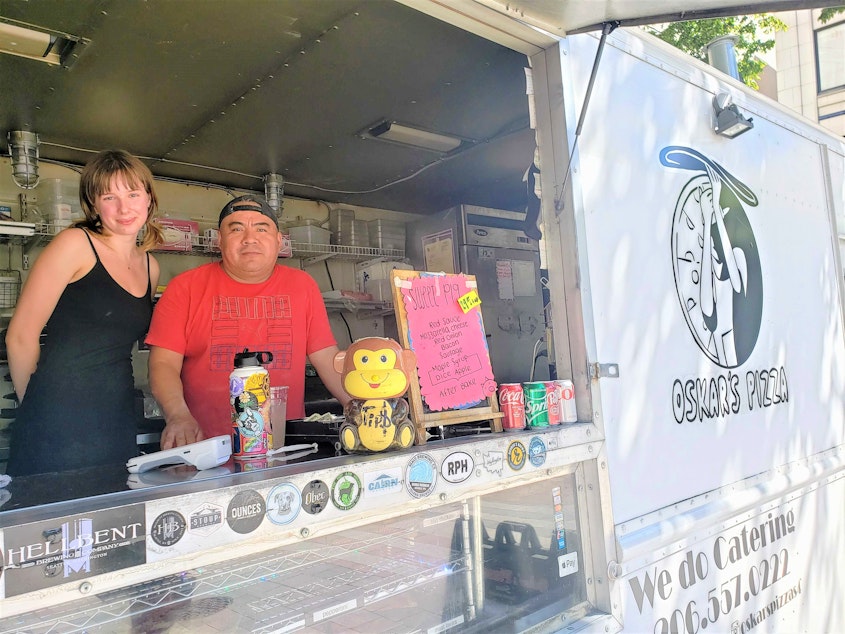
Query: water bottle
[{"left": 229, "top": 348, "right": 273, "bottom": 459}]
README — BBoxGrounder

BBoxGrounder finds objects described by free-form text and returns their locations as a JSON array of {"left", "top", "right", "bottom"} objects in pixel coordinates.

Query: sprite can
[{"left": 523, "top": 381, "right": 550, "bottom": 428}]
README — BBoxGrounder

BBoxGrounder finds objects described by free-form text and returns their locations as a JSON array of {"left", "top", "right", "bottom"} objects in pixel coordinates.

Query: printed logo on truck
[
  {"left": 660, "top": 147, "right": 763, "bottom": 369},
  {"left": 661, "top": 147, "right": 789, "bottom": 423}
]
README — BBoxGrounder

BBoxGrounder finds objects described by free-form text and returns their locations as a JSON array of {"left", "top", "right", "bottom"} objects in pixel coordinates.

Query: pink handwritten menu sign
[{"left": 400, "top": 274, "right": 497, "bottom": 411}]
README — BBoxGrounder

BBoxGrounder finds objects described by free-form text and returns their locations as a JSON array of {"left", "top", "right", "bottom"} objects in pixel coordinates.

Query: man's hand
[
  {"left": 160, "top": 412, "right": 205, "bottom": 450},
  {"left": 149, "top": 345, "right": 205, "bottom": 449},
  {"left": 309, "top": 345, "right": 351, "bottom": 407}
]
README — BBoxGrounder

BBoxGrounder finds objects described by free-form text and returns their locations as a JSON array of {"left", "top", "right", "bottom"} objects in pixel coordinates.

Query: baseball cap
[{"left": 218, "top": 195, "right": 278, "bottom": 228}]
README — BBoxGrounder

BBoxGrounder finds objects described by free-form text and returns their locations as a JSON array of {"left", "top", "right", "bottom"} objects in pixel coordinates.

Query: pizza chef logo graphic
[{"left": 660, "top": 146, "right": 763, "bottom": 368}]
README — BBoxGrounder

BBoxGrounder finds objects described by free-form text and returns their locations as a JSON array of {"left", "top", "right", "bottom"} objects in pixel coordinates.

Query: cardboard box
[
  {"left": 279, "top": 232, "right": 292, "bottom": 258},
  {"left": 203, "top": 228, "right": 220, "bottom": 252},
  {"left": 159, "top": 218, "right": 199, "bottom": 251}
]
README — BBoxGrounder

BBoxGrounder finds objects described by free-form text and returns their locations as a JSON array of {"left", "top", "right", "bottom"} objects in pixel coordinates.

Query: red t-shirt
[{"left": 146, "top": 263, "right": 336, "bottom": 437}]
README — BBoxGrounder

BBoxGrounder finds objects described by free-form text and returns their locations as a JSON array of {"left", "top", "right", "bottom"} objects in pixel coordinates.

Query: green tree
[
  {"left": 646, "top": 15, "right": 786, "bottom": 89},
  {"left": 819, "top": 6, "right": 845, "bottom": 23}
]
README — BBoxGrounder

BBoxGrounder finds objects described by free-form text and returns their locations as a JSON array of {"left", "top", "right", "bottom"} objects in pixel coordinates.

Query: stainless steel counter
[{"left": 0, "top": 423, "right": 604, "bottom": 632}]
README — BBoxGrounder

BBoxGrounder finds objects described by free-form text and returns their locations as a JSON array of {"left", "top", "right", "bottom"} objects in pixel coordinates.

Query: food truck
[{"left": 0, "top": 1, "right": 843, "bottom": 632}]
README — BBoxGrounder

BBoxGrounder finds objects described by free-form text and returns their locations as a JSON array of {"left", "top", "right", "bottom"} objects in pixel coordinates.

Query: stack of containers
[
  {"left": 368, "top": 219, "right": 405, "bottom": 253},
  {"left": 346, "top": 219, "right": 370, "bottom": 247},
  {"left": 35, "top": 178, "right": 83, "bottom": 230},
  {"left": 329, "top": 208, "right": 356, "bottom": 246}
]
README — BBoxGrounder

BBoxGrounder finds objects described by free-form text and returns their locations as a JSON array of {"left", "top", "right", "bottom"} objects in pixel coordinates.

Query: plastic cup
[{"left": 269, "top": 386, "right": 289, "bottom": 449}]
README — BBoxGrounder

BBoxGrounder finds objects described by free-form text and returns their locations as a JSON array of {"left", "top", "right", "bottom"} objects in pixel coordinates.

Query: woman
[{"left": 5, "top": 150, "right": 163, "bottom": 476}]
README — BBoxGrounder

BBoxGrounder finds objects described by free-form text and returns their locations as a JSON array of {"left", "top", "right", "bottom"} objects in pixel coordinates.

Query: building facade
[{"left": 775, "top": 8, "right": 845, "bottom": 136}]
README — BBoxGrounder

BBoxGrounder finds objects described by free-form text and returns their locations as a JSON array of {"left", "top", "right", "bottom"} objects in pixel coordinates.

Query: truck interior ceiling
[{"left": 0, "top": 0, "right": 536, "bottom": 218}]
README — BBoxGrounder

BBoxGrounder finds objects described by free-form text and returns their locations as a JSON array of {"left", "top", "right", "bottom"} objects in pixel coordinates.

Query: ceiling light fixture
[
  {"left": 0, "top": 20, "right": 85, "bottom": 68},
  {"left": 367, "top": 121, "right": 463, "bottom": 153},
  {"left": 7, "top": 131, "right": 40, "bottom": 189},
  {"left": 263, "top": 173, "right": 284, "bottom": 216},
  {"left": 712, "top": 92, "right": 754, "bottom": 139}
]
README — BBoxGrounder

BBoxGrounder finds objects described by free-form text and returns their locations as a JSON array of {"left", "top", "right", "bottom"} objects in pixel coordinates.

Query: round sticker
[
  {"left": 441, "top": 451, "right": 474, "bottom": 484},
  {"left": 151, "top": 511, "right": 187, "bottom": 547},
  {"left": 266, "top": 483, "right": 302, "bottom": 525},
  {"left": 331, "top": 472, "right": 362, "bottom": 511},
  {"left": 507, "top": 441, "right": 527, "bottom": 471},
  {"left": 301, "top": 480, "right": 330, "bottom": 515},
  {"left": 227, "top": 490, "right": 266, "bottom": 534},
  {"left": 406, "top": 454, "right": 437, "bottom": 499},
  {"left": 528, "top": 436, "right": 547, "bottom": 467}
]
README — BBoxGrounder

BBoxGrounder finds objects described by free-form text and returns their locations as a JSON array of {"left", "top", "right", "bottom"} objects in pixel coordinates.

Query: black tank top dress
[{"left": 6, "top": 230, "right": 152, "bottom": 476}]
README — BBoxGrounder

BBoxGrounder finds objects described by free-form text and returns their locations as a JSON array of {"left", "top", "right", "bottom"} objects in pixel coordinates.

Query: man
[{"left": 146, "top": 194, "right": 349, "bottom": 449}]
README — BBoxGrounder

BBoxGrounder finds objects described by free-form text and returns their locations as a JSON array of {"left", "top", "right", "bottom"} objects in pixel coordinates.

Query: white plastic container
[
  {"left": 355, "top": 259, "right": 414, "bottom": 294},
  {"left": 287, "top": 220, "right": 331, "bottom": 244},
  {"left": 368, "top": 219, "right": 406, "bottom": 251},
  {"left": 330, "top": 208, "right": 355, "bottom": 245},
  {"left": 36, "top": 178, "right": 82, "bottom": 229}
]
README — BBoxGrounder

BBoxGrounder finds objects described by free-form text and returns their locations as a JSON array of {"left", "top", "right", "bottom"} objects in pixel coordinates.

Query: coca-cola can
[
  {"left": 543, "top": 381, "right": 562, "bottom": 425},
  {"left": 523, "top": 382, "right": 550, "bottom": 428},
  {"left": 499, "top": 383, "right": 526, "bottom": 431},
  {"left": 558, "top": 379, "right": 577, "bottom": 423}
]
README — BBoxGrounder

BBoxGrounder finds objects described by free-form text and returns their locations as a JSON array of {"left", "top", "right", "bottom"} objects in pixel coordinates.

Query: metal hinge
[{"left": 589, "top": 362, "right": 619, "bottom": 379}]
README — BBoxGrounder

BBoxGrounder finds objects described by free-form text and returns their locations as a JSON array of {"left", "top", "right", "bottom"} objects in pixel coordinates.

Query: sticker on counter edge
[
  {"left": 528, "top": 436, "right": 547, "bottom": 467},
  {"left": 2, "top": 504, "right": 147, "bottom": 598},
  {"left": 227, "top": 489, "right": 266, "bottom": 534},
  {"left": 406, "top": 453, "right": 438, "bottom": 498},
  {"left": 331, "top": 471, "right": 362, "bottom": 511},
  {"left": 364, "top": 467, "right": 403, "bottom": 497},
  {"left": 482, "top": 450, "right": 505, "bottom": 475},
  {"left": 266, "top": 483, "right": 302, "bottom": 525},
  {"left": 189, "top": 502, "right": 224, "bottom": 536},
  {"left": 507, "top": 440, "right": 527, "bottom": 471},
  {"left": 441, "top": 451, "right": 474, "bottom": 483},
  {"left": 150, "top": 511, "right": 187, "bottom": 547},
  {"left": 301, "top": 479, "right": 330, "bottom": 514}
]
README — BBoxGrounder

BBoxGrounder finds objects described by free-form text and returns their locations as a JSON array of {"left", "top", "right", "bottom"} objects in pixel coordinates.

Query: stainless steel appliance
[{"left": 406, "top": 205, "right": 549, "bottom": 384}]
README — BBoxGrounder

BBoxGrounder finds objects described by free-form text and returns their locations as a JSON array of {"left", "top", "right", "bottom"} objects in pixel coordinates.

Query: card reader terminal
[{"left": 126, "top": 436, "right": 232, "bottom": 473}]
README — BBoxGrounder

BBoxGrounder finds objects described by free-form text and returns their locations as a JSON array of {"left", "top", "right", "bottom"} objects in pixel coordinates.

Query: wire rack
[{"left": 0, "top": 244, "right": 21, "bottom": 310}]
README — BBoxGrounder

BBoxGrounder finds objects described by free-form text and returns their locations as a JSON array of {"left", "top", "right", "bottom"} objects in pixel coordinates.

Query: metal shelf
[
  {"left": 323, "top": 297, "right": 396, "bottom": 317},
  {"left": 291, "top": 241, "right": 405, "bottom": 265},
  {"left": 27, "top": 225, "right": 405, "bottom": 263}
]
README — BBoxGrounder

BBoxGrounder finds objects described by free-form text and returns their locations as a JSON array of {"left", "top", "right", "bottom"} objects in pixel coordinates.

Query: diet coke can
[
  {"left": 558, "top": 379, "right": 577, "bottom": 423},
  {"left": 523, "top": 381, "right": 550, "bottom": 428},
  {"left": 543, "top": 381, "right": 562, "bottom": 425},
  {"left": 498, "top": 383, "right": 526, "bottom": 431}
]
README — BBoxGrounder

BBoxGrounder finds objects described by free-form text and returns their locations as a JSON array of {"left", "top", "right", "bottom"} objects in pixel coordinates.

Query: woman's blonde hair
[{"left": 76, "top": 150, "right": 164, "bottom": 250}]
